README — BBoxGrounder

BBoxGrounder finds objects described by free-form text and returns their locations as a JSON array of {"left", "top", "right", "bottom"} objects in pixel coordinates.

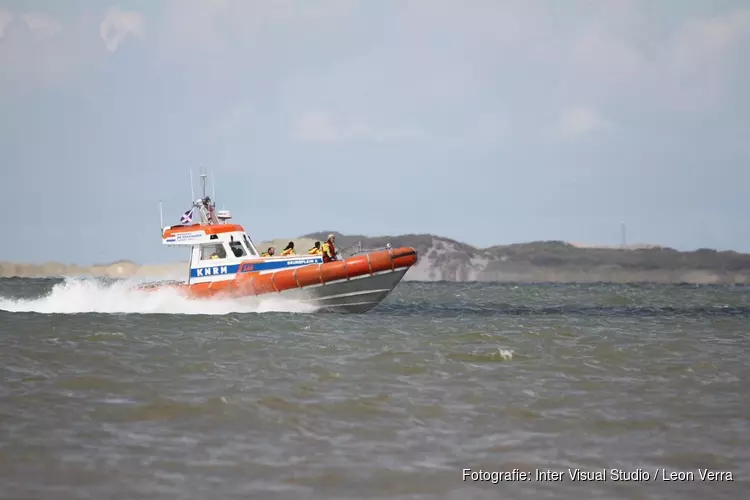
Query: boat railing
[{"left": 340, "top": 241, "right": 393, "bottom": 257}]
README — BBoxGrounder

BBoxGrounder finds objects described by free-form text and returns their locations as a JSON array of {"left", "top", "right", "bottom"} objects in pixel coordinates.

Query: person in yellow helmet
[
  {"left": 261, "top": 247, "right": 275, "bottom": 257},
  {"left": 280, "top": 241, "right": 296, "bottom": 256},
  {"left": 308, "top": 241, "right": 322, "bottom": 255},
  {"left": 321, "top": 234, "right": 337, "bottom": 263}
]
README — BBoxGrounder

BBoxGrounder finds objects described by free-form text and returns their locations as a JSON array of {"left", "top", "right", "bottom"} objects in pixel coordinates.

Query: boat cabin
[
  {"left": 161, "top": 219, "right": 260, "bottom": 278},
  {"left": 161, "top": 190, "right": 323, "bottom": 284}
]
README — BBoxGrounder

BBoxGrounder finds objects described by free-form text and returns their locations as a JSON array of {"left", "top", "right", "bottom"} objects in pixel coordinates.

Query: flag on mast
[{"left": 180, "top": 208, "right": 194, "bottom": 224}]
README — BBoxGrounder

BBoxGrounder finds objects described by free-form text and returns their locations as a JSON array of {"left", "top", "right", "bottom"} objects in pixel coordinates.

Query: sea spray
[{"left": 0, "top": 277, "right": 318, "bottom": 315}]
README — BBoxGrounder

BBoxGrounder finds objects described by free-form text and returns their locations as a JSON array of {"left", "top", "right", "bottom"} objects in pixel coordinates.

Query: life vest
[
  {"left": 321, "top": 241, "right": 336, "bottom": 263},
  {"left": 308, "top": 247, "right": 321, "bottom": 255},
  {"left": 280, "top": 248, "right": 295, "bottom": 256},
  {"left": 261, "top": 252, "right": 271, "bottom": 257}
]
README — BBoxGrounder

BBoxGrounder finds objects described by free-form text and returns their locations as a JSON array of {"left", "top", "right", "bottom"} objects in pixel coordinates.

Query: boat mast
[{"left": 193, "top": 170, "right": 218, "bottom": 226}]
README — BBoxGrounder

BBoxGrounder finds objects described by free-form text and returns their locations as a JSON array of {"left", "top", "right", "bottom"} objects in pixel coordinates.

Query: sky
[{"left": 1, "top": 0, "right": 749, "bottom": 265}]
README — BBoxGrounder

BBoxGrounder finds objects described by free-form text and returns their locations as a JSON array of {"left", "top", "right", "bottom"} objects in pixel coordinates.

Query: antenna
[
  {"left": 190, "top": 169, "right": 195, "bottom": 201},
  {"left": 200, "top": 171, "right": 207, "bottom": 199},
  {"left": 621, "top": 221, "right": 626, "bottom": 248},
  {"left": 212, "top": 171, "right": 216, "bottom": 201},
  {"left": 159, "top": 200, "right": 164, "bottom": 229}
]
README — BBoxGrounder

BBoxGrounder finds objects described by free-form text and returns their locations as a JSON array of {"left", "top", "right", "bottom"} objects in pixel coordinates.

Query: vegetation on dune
[{"left": 486, "top": 241, "right": 750, "bottom": 272}]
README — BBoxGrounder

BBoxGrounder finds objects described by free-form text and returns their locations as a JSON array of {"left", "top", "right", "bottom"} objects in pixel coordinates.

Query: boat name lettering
[
  {"left": 173, "top": 231, "right": 204, "bottom": 241},
  {"left": 239, "top": 263, "right": 255, "bottom": 273},
  {"left": 196, "top": 266, "right": 228, "bottom": 277},
  {"left": 287, "top": 258, "right": 318, "bottom": 266}
]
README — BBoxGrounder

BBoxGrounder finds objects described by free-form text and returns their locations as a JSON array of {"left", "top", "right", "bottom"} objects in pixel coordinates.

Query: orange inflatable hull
[{"left": 145, "top": 246, "right": 418, "bottom": 301}]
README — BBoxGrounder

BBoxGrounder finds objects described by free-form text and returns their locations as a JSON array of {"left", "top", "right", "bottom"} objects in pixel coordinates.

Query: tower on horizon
[{"left": 620, "top": 221, "right": 626, "bottom": 248}]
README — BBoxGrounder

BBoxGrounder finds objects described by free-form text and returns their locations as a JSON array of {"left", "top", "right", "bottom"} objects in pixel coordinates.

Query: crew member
[
  {"left": 210, "top": 245, "right": 226, "bottom": 259},
  {"left": 262, "top": 247, "right": 275, "bottom": 257},
  {"left": 280, "top": 242, "right": 296, "bottom": 256},
  {"left": 308, "top": 241, "right": 322, "bottom": 255},
  {"left": 321, "top": 234, "right": 337, "bottom": 263}
]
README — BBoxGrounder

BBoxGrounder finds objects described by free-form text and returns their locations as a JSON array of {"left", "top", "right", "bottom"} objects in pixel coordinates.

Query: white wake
[{"left": 0, "top": 277, "right": 318, "bottom": 315}]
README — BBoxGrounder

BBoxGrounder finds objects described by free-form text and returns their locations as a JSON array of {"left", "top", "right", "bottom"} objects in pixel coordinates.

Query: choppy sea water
[{"left": 0, "top": 277, "right": 747, "bottom": 500}]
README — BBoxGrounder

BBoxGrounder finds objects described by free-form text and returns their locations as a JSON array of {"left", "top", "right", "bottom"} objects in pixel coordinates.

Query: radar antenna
[{"left": 192, "top": 169, "right": 219, "bottom": 226}]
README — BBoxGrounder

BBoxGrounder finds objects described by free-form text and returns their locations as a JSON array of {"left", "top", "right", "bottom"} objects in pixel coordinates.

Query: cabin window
[
  {"left": 243, "top": 234, "right": 258, "bottom": 257},
  {"left": 201, "top": 243, "right": 226, "bottom": 260},
  {"left": 229, "top": 240, "right": 246, "bottom": 258}
]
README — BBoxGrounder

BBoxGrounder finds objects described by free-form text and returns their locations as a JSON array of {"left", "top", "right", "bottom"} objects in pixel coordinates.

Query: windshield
[{"left": 243, "top": 234, "right": 258, "bottom": 256}]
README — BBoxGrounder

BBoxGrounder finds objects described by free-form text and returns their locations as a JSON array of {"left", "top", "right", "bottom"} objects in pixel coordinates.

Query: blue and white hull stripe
[{"left": 189, "top": 256, "right": 324, "bottom": 280}]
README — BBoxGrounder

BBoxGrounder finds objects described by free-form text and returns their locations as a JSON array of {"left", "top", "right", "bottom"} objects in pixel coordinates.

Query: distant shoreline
[{"left": 2, "top": 232, "right": 750, "bottom": 284}]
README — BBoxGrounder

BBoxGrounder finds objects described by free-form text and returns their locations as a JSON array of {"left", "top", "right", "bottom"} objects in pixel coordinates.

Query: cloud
[
  {"left": 290, "top": 110, "right": 425, "bottom": 144},
  {"left": 144, "top": 0, "right": 750, "bottom": 150},
  {"left": 291, "top": 111, "right": 340, "bottom": 143},
  {"left": 0, "top": 9, "right": 102, "bottom": 94},
  {"left": 566, "top": 4, "right": 750, "bottom": 118},
  {"left": 0, "top": 9, "right": 11, "bottom": 38},
  {"left": 156, "top": 0, "right": 361, "bottom": 62},
  {"left": 556, "top": 106, "right": 613, "bottom": 140},
  {"left": 203, "top": 101, "right": 255, "bottom": 142},
  {"left": 159, "top": 0, "right": 230, "bottom": 56},
  {"left": 100, "top": 7, "right": 146, "bottom": 52},
  {"left": 667, "top": 7, "right": 750, "bottom": 109},
  {"left": 22, "top": 13, "right": 63, "bottom": 41},
  {"left": 673, "top": 7, "right": 750, "bottom": 68},
  {"left": 568, "top": 26, "right": 650, "bottom": 91}
]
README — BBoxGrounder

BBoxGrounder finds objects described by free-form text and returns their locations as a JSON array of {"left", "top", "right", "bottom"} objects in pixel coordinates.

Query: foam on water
[{"left": 0, "top": 277, "right": 318, "bottom": 315}]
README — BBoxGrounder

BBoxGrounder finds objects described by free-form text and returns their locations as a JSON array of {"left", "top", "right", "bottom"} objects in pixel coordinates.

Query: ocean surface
[{"left": 0, "top": 278, "right": 747, "bottom": 500}]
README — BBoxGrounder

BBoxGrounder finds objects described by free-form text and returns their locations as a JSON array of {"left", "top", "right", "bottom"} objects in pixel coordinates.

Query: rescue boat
[{"left": 140, "top": 173, "right": 418, "bottom": 313}]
